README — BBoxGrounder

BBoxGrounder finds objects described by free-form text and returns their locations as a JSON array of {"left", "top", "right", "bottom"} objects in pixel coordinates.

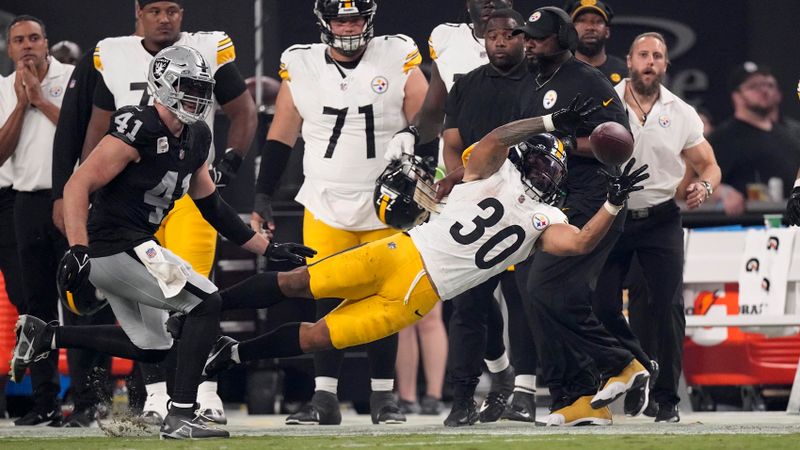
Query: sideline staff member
[
  {"left": 0, "top": 15, "right": 74, "bottom": 426},
  {"left": 513, "top": 7, "right": 645, "bottom": 426}
]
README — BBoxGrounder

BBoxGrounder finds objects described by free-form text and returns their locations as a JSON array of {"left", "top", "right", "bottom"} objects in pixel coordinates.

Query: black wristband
[
  {"left": 256, "top": 139, "right": 293, "bottom": 196},
  {"left": 193, "top": 191, "right": 256, "bottom": 246}
]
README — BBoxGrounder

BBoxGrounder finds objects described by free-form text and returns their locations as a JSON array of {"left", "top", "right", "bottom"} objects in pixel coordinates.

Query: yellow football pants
[{"left": 154, "top": 195, "right": 217, "bottom": 278}]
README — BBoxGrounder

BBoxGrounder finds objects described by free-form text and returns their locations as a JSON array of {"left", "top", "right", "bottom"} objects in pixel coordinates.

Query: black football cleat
[
  {"left": 9, "top": 315, "right": 56, "bottom": 383},
  {"left": 202, "top": 336, "right": 238, "bottom": 378},
  {"left": 370, "top": 391, "right": 406, "bottom": 424},
  {"left": 444, "top": 398, "right": 478, "bottom": 427},
  {"left": 655, "top": 403, "right": 680, "bottom": 423},
  {"left": 159, "top": 409, "right": 229, "bottom": 439},
  {"left": 479, "top": 391, "right": 508, "bottom": 423},
  {"left": 13, "top": 406, "right": 63, "bottom": 427},
  {"left": 501, "top": 391, "right": 536, "bottom": 422},
  {"left": 285, "top": 391, "right": 342, "bottom": 425}
]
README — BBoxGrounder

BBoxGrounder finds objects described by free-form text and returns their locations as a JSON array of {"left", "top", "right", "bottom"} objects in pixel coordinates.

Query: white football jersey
[
  {"left": 280, "top": 35, "right": 422, "bottom": 231},
  {"left": 93, "top": 31, "right": 236, "bottom": 161},
  {"left": 409, "top": 160, "right": 567, "bottom": 300},
  {"left": 429, "top": 23, "right": 488, "bottom": 93}
]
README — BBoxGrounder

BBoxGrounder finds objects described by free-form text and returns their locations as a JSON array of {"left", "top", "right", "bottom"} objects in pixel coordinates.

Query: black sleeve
[
  {"left": 213, "top": 63, "right": 248, "bottom": 106},
  {"left": 194, "top": 190, "right": 256, "bottom": 246},
  {"left": 52, "top": 50, "right": 100, "bottom": 200},
  {"left": 93, "top": 74, "right": 117, "bottom": 111}
]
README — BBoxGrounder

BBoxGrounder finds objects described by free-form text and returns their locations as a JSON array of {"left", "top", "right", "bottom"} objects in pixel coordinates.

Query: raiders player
[
  {"left": 86, "top": 0, "right": 257, "bottom": 424},
  {"left": 203, "top": 97, "right": 649, "bottom": 384},
  {"left": 250, "top": 0, "right": 427, "bottom": 426},
  {"left": 9, "top": 46, "right": 312, "bottom": 440}
]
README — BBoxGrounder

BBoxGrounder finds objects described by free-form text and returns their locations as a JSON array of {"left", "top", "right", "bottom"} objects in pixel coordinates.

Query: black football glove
[
  {"left": 210, "top": 148, "right": 243, "bottom": 187},
  {"left": 784, "top": 186, "right": 800, "bottom": 226},
  {"left": 264, "top": 242, "right": 317, "bottom": 266},
  {"left": 57, "top": 245, "right": 91, "bottom": 293},
  {"left": 599, "top": 158, "right": 650, "bottom": 206},
  {"left": 550, "top": 94, "right": 600, "bottom": 136},
  {"left": 253, "top": 193, "right": 275, "bottom": 225}
]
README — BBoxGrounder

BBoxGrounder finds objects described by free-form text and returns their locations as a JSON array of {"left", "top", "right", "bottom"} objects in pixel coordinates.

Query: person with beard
[
  {"left": 593, "top": 32, "right": 721, "bottom": 423},
  {"left": 564, "top": 0, "right": 627, "bottom": 84},
  {"left": 434, "top": 8, "right": 540, "bottom": 426},
  {"left": 512, "top": 6, "right": 648, "bottom": 426},
  {"left": 709, "top": 63, "right": 800, "bottom": 203},
  {"left": 386, "top": 0, "right": 518, "bottom": 423}
]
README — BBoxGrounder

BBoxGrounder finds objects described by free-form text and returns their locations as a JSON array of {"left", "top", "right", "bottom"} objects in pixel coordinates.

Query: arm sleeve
[
  {"left": 93, "top": 75, "right": 116, "bottom": 111},
  {"left": 255, "top": 139, "right": 293, "bottom": 196},
  {"left": 194, "top": 190, "right": 256, "bottom": 246},
  {"left": 52, "top": 51, "right": 99, "bottom": 199},
  {"left": 212, "top": 62, "right": 247, "bottom": 106}
]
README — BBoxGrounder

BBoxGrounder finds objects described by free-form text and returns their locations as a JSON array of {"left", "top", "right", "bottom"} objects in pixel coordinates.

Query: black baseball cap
[
  {"left": 138, "top": 0, "right": 182, "bottom": 7},
  {"left": 728, "top": 61, "right": 773, "bottom": 93},
  {"left": 564, "top": 0, "right": 614, "bottom": 23},
  {"left": 513, "top": 9, "right": 562, "bottom": 39}
]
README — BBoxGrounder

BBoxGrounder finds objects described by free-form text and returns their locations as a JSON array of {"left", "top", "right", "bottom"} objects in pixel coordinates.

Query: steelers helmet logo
[
  {"left": 532, "top": 213, "right": 550, "bottom": 230},
  {"left": 371, "top": 76, "right": 389, "bottom": 94},
  {"left": 529, "top": 11, "right": 542, "bottom": 22},
  {"left": 152, "top": 57, "right": 170, "bottom": 79},
  {"left": 543, "top": 90, "right": 558, "bottom": 109}
]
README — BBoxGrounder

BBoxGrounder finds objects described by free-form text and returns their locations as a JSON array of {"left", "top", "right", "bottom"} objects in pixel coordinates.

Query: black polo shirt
[
  {"left": 519, "top": 56, "right": 629, "bottom": 227},
  {"left": 444, "top": 61, "right": 534, "bottom": 145},
  {"left": 596, "top": 54, "right": 627, "bottom": 86}
]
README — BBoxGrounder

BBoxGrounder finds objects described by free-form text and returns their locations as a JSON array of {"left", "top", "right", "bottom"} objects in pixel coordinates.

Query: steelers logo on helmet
[
  {"left": 529, "top": 11, "right": 542, "bottom": 22},
  {"left": 147, "top": 45, "right": 216, "bottom": 125},
  {"left": 508, "top": 133, "right": 569, "bottom": 205},
  {"left": 374, "top": 154, "right": 435, "bottom": 230},
  {"left": 314, "top": 0, "right": 378, "bottom": 56}
]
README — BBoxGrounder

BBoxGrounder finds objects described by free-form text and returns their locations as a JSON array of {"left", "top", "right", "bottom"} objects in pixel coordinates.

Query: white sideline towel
[
  {"left": 738, "top": 228, "right": 797, "bottom": 316},
  {"left": 133, "top": 241, "right": 190, "bottom": 298}
]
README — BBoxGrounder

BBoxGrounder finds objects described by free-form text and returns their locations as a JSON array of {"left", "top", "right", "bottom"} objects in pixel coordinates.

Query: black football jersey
[{"left": 87, "top": 105, "right": 211, "bottom": 256}]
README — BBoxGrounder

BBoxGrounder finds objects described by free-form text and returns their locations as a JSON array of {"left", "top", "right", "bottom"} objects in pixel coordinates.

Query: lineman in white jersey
[
  {"left": 201, "top": 97, "right": 650, "bottom": 385},
  {"left": 82, "top": 0, "right": 257, "bottom": 425},
  {"left": 250, "top": 0, "right": 427, "bottom": 426}
]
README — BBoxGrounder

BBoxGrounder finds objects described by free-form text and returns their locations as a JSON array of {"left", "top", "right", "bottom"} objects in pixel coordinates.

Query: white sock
[
  {"left": 315, "top": 376, "right": 338, "bottom": 394},
  {"left": 485, "top": 352, "right": 510, "bottom": 373},
  {"left": 371, "top": 378, "right": 394, "bottom": 392},
  {"left": 171, "top": 401, "right": 194, "bottom": 409},
  {"left": 146, "top": 381, "right": 167, "bottom": 396},
  {"left": 231, "top": 344, "right": 241, "bottom": 363},
  {"left": 514, "top": 375, "right": 536, "bottom": 394},
  {"left": 198, "top": 380, "right": 217, "bottom": 393}
]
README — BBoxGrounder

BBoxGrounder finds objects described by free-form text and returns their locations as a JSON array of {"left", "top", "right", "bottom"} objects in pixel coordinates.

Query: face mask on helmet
[
  {"left": 374, "top": 154, "right": 435, "bottom": 230},
  {"left": 148, "top": 45, "right": 216, "bottom": 125},
  {"left": 314, "top": 0, "right": 378, "bottom": 56},
  {"left": 509, "top": 133, "right": 569, "bottom": 204}
]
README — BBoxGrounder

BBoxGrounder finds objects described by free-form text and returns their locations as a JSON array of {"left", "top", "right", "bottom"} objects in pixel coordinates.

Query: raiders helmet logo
[{"left": 152, "top": 57, "right": 170, "bottom": 79}]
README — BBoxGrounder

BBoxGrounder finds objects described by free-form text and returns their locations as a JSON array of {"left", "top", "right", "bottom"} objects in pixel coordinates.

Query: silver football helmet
[{"left": 147, "top": 45, "right": 216, "bottom": 125}]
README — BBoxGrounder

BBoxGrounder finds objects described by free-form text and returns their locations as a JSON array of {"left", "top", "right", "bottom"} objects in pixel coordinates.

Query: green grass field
[{"left": 3, "top": 434, "right": 800, "bottom": 449}]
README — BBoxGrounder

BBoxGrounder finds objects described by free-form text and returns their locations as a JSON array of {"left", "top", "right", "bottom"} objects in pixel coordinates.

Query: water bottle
[{"left": 768, "top": 177, "right": 784, "bottom": 202}]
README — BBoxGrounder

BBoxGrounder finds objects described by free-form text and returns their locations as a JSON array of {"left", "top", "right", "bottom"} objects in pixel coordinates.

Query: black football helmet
[
  {"left": 374, "top": 154, "right": 436, "bottom": 230},
  {"left": 314, "top": 0, "right": 377, "bottom": 56},
  {"left": 57, "top": 277, "right": 109, "bottom": 316},
  {"left": 509, "top": 133, "right": 570, "bottom": 205}
]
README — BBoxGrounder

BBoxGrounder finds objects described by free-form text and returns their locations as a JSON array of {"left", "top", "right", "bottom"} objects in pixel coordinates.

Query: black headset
[{"left": 537, "top": 6, "right": 578, "bottom": 51}]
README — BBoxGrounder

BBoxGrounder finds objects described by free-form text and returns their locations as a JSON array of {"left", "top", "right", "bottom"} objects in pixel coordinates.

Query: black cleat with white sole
[
  {"left": 370, "top": 391, "right": 406, "bottom": 425},
  {"left": 203, "top": 336, "right": 238, "bottom": 378},
  {"left": 9, "top": 315, "right": 56, "bottom": 383},
  {"left": 160, "top": 410, "right": 229, "bottom": 439}
]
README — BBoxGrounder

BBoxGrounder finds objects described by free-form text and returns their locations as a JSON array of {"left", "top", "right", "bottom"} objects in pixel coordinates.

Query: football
[{"left": 589, "top": 122, "right": 634, "bottom": 165}]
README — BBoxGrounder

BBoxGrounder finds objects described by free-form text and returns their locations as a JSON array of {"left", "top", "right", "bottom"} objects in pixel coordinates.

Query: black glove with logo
[
  {"left": 57, "top": 245, "right": 91, "bottom": 293},
  {"left": 210, "top": 148, "right": 243, "bottom": 187},
  {"left": 599, "top": 158, "right": 650, "bottom": 206},
  {"left": 784, "top": 186, "right": 800, "bottom": 226},
  {"left": 264, "top": 242, "right": 317, "bottom": 266},
  {"left": 550, "top": 94, "right": 600, "bottom": 136}
]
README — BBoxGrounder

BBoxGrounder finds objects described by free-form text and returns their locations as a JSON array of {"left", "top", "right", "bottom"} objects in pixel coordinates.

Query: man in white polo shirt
[
  {"left": 591, "top": 32, "right": 720, "bottom": 423},
  {"left": 0, "top": 15, "right": 74, "bottom": 426}
]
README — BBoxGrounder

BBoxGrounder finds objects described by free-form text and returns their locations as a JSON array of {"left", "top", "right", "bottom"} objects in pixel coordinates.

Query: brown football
[{"left": 589, "top": 122, "right": 634, "bottom": 165}]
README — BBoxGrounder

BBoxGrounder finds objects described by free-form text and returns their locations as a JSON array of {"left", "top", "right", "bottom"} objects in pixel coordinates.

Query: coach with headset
[{"left": 512, "top": 7, "right": 644, "bottom": 425}]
